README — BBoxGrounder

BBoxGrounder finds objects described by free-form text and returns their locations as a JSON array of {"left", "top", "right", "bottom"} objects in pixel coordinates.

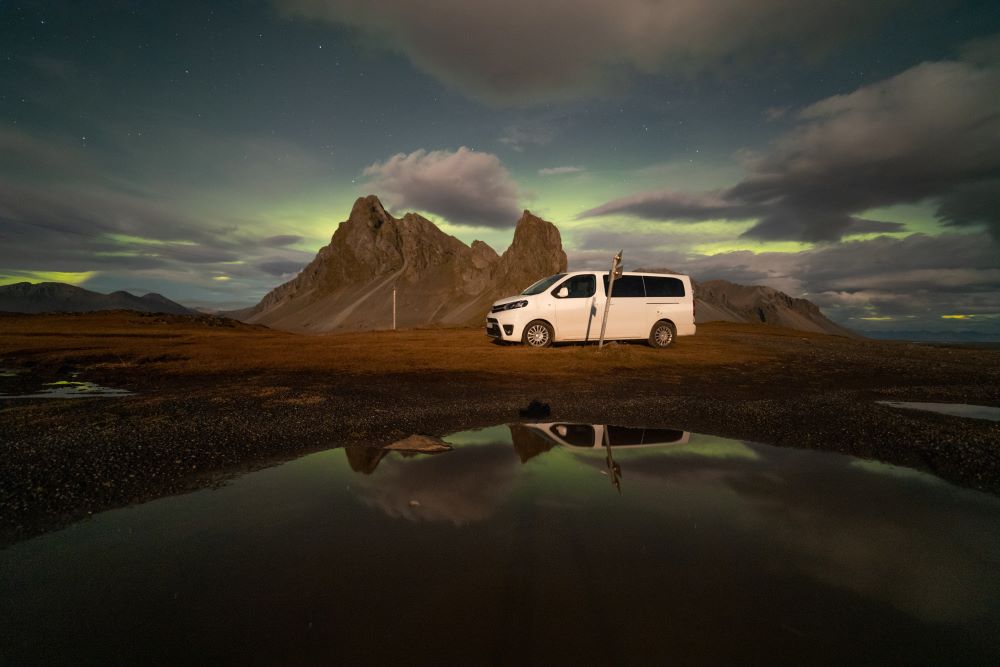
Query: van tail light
[{"left": 693, "top": 299, "right": 697, "bottom": 321}]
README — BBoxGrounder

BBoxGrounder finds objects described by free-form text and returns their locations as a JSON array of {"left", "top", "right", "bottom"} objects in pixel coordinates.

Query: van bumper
[{"left": 486, "top": 311, "right": 529, "bottom": 341}]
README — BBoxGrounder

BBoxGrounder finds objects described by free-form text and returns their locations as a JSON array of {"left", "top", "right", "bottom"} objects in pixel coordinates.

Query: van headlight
[{"left": 505, "top": 300, "right": 528, "bottom": 310}]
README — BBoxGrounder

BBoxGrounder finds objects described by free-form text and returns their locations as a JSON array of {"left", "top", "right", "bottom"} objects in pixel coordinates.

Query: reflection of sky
[
  {"left": 358, "top": 424, "right": 1000, "bottom": 626},
  {"left": 576, "top": 440, "right": 1000, "bottom": 625},
  {"left": 879, "top": 401, "right": 1000, "bottom": 423},
  {"left": 3, "top": 425, "right": 999, "bottom": 663}
]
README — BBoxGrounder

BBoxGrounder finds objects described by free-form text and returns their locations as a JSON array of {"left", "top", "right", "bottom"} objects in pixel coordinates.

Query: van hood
[{"left": 492, "top": 295, "right": 530, "bottom": 307}]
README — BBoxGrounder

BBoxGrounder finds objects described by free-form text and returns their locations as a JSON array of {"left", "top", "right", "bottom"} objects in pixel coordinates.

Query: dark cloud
[
  {"left": 0, "top": 163, "right": 314, "bottom": 301},
  {"left": 261, "top": 234, "right": 303, "bottom": 247},
  {"left": 258, "top": 260, "right": 306, "bottom": 277},
  {"left": 935, "top": 180, "right": 1000, "bottom": 241},
  {"left": 0, "top": 127, "right": 92, "bottom": 177},
  {"left": 574, "top": 231, "right": 1000, "bottom": 337},
  {"left": 580, "top": 59, "right": 1000, "bottom": 242},
  {"left": 363, "top": 147, "right": 522, "bottom": 227},
  {"left": 276, "top": 0, "right": 903, "bottom": 104}
]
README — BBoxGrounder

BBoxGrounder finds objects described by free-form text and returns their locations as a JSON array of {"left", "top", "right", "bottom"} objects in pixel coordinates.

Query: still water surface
[{"left": 2, "top": 424, "right": 999, "bottom": 665}]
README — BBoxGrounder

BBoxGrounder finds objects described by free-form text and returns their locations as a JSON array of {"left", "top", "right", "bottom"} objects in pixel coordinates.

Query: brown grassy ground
[
  {"left": 1, "top": 310, "right": 999, "bottom": 543},
  {"left": 0, "top": 310, "right": 772, "bottom": 377}
]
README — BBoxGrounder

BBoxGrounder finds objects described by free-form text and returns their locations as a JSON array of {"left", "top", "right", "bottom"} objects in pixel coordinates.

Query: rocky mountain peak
[
  {"left": 489, "top": 210, "right": 567, "bottom": 297},
  {"left": 347, "top": 194, "right": 392, "bottom": 230},
  {"left": 242, "top": 198, "right": 566, "bottom": 331}
]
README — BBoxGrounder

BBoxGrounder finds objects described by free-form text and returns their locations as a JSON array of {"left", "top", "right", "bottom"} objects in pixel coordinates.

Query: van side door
[
  {"left": 643, "top": 275, "right": 688, "bottom": 331},
  {"left": 601, "top": 274, "right": 647, "bottom": 339},
  {"left": 552, "top": 273, "right": 598, "bottom": 341}
]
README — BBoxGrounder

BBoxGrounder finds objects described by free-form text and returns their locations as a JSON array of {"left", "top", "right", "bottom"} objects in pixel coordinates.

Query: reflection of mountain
[
  {"left": 509, "top": 423, "right": 556, "bottom": 463},
  {"left": 355, "top": 443, "right": 518, "bottom": 525},
  {"left": 343, "top": 447, "right": 389, "bottom": 475}
]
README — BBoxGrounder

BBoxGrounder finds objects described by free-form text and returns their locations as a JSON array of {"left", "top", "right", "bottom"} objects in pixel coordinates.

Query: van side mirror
[{"left": 556, "top": 287, "right": 569, "bottom": 298}]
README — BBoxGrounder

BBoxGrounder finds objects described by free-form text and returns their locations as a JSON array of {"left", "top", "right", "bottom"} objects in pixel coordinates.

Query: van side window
[
  {"left": 607, "top": 427, "right": 686, "bottom": 445},
  {"left": 644, "top": 276, "right": 685, "bottom": 297},
  {"left": 555, "top": 274, "right": 596, "bottom": 298},
  {"left": 551, "top": 424, "right": 595, "bottom": 447},
  {"left": 602, "top": 274, "right": 645, "bottom": 297}
]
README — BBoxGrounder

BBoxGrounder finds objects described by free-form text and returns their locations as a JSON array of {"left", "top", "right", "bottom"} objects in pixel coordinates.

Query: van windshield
[{"left": 521, "top": 274, "right": 565, "bottom": 295}]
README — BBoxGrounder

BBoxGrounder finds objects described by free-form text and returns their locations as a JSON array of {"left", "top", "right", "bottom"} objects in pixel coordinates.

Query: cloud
[
  {"left": 258, "top": 259, "right": 306, "bottom": 277},
  {"left": 574, "top": 231, "right": 1000, "bottom": 336},
  {"left": 275, "top": 0, "right": 903, "bottom": 103},
  {"left": 498, "top": 122, "right": 556, "bottom": 151},
  {"left": 0, "top": 127, "right": 92, "bottom": 176},
  {"left": 261, "top": 234, "right": 303, "bottom": 247},
  {"left": 0, "top": 163, "right": 318, "bottom": 306},
  {"left": 362, "top": 147, "right": 522, "bottom": 227},
  {"left": 763, "top": 106, "right": 789, "bottom": 122},
  {"left": 356, "top": 444, "right": 518, "bottom": 525},
  {"left": 580, "top": 58, "right": 1000, "bottom": 242},
  {"left": 538, "top": 166, "right": 586, "bottom": 176}
]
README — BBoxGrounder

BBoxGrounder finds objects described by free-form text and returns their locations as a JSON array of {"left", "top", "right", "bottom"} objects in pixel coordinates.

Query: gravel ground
[{"left": 1, "top": 321, "right": 998, "bottom": 545}]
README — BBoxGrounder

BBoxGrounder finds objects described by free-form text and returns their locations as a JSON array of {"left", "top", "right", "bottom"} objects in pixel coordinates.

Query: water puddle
[
  {"left": 2, "top": 423, "right": 999, "bottom": 664},
  {"left": 879, "top": 400, "right": 1000, "bottom": 422},
  {"left": 0, "top": 377, "right": 132, "bottom": 399}
]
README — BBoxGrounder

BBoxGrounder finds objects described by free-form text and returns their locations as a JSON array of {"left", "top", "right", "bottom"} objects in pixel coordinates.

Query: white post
[
  {"left": 392, "top": 286, "right": 397, "bottom": 331},
  {"left": 598, "top": 250, "right": 622, "bottom": 349}
]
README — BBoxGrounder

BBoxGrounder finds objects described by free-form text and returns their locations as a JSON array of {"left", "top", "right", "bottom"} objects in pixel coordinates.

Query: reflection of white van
[
  {"left": 486, "top": 271, "right": 695, "bottom": 348},
  {"left": 526, "top": 423, "right": 691, "bottom": 448}
]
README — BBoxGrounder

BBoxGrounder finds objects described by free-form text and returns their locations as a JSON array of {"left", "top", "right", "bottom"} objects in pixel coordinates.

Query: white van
[
  {"left": 525, "top": 423, "right": 691, "bottom": 448},
  {"left": 486, "top": 271, "right": 695, "bottom": 348}
]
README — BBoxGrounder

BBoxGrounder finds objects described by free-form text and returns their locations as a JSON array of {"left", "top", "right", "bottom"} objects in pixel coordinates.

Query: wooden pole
[
  {"left": 598, "top": 250, "right": 622, "bottom": 349},
  {"left": 392, "top": 286, "right": 397, "bottom": 331}
]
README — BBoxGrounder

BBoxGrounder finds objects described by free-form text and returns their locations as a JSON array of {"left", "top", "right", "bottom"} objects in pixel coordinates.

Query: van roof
[{"left": 562, "top": 269, "right": 689, "bottom": 278}]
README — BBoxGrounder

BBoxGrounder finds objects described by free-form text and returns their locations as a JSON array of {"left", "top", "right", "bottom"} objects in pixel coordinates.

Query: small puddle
[
  {"left": 2, "top": 423, "right": 999, "bottom": 664},
  {"left": 0, "top": 375, "right": 132, "bottom": 399},
  {"left": 879, "top": 400, "right": 1000, "bottom": 423}
]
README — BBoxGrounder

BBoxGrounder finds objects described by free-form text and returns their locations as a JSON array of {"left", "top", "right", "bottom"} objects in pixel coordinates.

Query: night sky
[{"left": 2, "top": 0, "right": 999, "bottom": 338}]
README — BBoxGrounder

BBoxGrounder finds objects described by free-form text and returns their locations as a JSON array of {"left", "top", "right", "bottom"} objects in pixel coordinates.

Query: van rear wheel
[
  {"left": 649, "top": 320, "right": 676, "bottom": 348},
  {"left": 523, "top": 320, "right": 554, "bottom": 348}
]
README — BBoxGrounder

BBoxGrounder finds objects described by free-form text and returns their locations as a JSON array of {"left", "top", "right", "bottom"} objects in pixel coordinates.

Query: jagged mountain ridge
[
  {"left": 636, "top": 267, "right": 854, "bottom": 337},
  {"left": 238, "top": 195, "right": 567, "bottom": 332},
  {"left": 0, "top": 282, "right": 194, "bottom": 315},
  {"left": 695, "top": 279, "right": 855, "bottom": 336}
]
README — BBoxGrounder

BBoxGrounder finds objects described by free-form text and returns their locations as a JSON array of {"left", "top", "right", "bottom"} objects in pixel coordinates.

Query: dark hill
[{"left": 0, "top": 282, "right": 193, "bottom": 315}]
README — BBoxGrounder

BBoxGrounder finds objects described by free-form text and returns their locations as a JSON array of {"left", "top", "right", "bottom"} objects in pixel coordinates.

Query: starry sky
[{"left": 2, "top": 0, "right": 999, "bottom": 339}]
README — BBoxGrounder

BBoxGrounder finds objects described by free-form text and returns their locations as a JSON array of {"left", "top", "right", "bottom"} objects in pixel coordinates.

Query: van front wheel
[
  {"left": 649, "top": 320, "right": 676, "bottom": 348},
  {"left": 523, "top": 320, "right": 554, "bottom": 348}
]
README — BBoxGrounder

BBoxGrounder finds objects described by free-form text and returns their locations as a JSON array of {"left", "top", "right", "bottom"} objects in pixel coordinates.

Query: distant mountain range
[
  {"left": 0, "top": 282, "right": 193, "bottom": 315},
  {"left": 1, "top": 195, "right": 855, "bottom": 337},
  {"left": 695, "top": 279, "right": 856, "bottom": 336}
]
